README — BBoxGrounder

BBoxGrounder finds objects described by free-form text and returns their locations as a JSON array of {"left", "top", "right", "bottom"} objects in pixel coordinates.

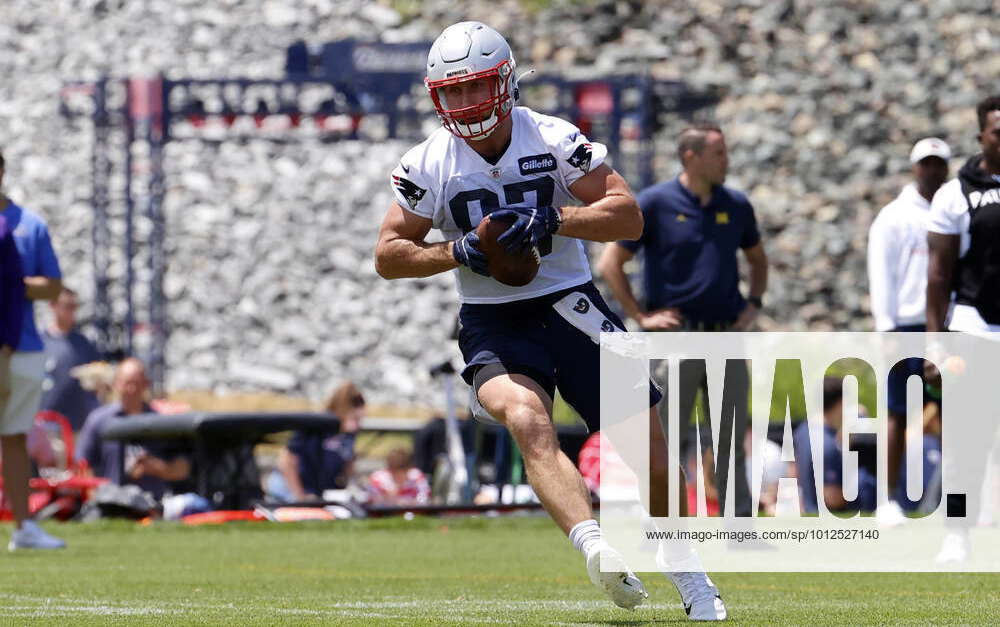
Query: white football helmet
[{"left": 425, "top": 21, "right": 519, "bottom": 141}]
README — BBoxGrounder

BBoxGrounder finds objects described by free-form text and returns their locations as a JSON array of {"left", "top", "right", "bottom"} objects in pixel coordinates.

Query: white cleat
[
  {"left": 876, "top": 500, "right": 907, "bottom": 528},
  {"left": 667, "top": 571, "right": 728, "bottom": 621},
  {"left": 656, "top": 541, "right": 728, "bottom": 620},
  {"left": 586, "top": 541, "right": 648, "bottom": 609},
  {"left": 8, "top": 520, "right": 66, "bottom": 551},
  {"left": 936, "top": 531, "right": 970, "bottom": 564}
]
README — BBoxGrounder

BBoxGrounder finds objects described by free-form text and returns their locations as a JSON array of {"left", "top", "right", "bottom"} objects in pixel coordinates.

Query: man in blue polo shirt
[
  {"left": 598, "top": 125, "right": 768, "bottom": 517},
  {"left": 0, "top": 149, "right": 66, "bottom": 550},
  {"left": 599, "top": 125, "right": 767, "bottom": 331}
]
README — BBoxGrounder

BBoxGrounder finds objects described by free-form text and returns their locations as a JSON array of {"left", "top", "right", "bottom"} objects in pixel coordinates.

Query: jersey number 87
[{"left": 449, "top": 177, "right": 555, "bottom": 256}]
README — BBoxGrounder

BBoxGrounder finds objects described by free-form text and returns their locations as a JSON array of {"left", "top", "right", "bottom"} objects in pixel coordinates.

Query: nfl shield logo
[{"left": 489, "top": 167, "right": 502, "bottom": 179}]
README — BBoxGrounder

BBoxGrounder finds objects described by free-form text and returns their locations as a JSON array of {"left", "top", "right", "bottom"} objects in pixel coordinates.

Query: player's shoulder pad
[
  {"left": 519, "top": 107, "right": 608, "bottom": 182},
  {"left": 391, "top": 128, "right": 455, "bottom": 210},
  {"left": 397, "top": 128, "right": 452, "bottom": 177},
  {"left": 522, "top": 107, "right": 583, "bottom": 147}
]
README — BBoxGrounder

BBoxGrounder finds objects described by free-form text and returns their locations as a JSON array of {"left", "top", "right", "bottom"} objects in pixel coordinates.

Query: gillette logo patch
[{"left": 518, "top": 153, "right": 557, "bottom": 175}]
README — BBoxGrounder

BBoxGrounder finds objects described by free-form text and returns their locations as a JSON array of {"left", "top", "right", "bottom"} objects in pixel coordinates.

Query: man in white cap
[
  {"left": 869, "top": 138, "right": 952, "bottom": 332},
  {"left": 867, "top": 136, "right": 950, "bottom": 525}
]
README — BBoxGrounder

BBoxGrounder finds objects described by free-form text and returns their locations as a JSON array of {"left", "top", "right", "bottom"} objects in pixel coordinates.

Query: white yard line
[{"left": 0, "top": 593, "right": 675, "bottom": 622}]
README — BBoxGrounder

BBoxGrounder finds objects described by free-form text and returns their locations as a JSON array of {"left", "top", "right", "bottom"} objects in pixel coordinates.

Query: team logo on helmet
[
  {"left": 392, "top": 174, "right": 427, "bottom": 211},
  {"left": 567, "top": 143, "right": 593, "bottom": 173}
]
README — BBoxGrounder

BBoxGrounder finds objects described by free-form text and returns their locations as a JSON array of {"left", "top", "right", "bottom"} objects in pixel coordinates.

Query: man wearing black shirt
[{"left": 926, "top": 95, "right": 1000, "bottom": 563}]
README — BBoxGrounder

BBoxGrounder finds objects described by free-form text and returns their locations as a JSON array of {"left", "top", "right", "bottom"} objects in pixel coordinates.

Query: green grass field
[{"left": 0, "top": 516, "right": 996, "bottom": 625}]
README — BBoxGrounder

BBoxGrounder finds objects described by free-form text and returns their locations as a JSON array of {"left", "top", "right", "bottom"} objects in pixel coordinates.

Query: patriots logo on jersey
[
  {"left": 573, "top": 297, "right": 591, "bottom": 314},
  {"left": 601, "top": 320, "right": 615, "bottom": 332},
  {"left": 392, "top": 174, "right": 427, "bottom": 211},
  {"left": 567, "top": 142, "right": 592, "bottom": 173}
]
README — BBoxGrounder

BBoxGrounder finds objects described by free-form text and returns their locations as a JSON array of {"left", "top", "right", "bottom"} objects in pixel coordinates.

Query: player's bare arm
[
  {"left": 926, "top": 231, "right": 960, "bottom": 332},
  {"left": 374, "top": 202, "right": 458, "bottom": 280},
  {"left": 560, "top": 163, "right": 642, "bottom": 242},
  {"left": 23, "top": 276, "right": 62, "bottom": 301}
]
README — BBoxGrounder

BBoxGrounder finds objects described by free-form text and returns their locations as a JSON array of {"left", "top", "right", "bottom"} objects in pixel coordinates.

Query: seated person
[
  {"left": 745, "top": 428, "right": 788, "bottom": 517},
  {"left": 76, "top": 358, "right": 190, "bottom": 499},
  {"left": 794, "top": 377, "right": 877, "bottom": 514},
  {"left": 366, "top": 447, "right": 430, "bottom": 506},
  {"left": 267, "top": 382, "right": 363, "bottom": 502},
  {"left": 895, "top": 395, "right": 943, "bottom": 512}
]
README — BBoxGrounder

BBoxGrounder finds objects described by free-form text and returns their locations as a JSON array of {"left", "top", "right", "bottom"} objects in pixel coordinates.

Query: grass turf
[{"left": 0, "top": 516, "right": 997, "bottom": 625}]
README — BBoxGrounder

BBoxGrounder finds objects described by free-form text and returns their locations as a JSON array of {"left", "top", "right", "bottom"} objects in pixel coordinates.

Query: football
[{"left": 475, "top": 213, "right": 541, "bottom": 287}]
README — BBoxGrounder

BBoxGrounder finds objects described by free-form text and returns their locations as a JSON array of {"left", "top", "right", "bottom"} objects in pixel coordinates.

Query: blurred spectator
[
  {"left": 40, "top": 287, "right": 102, "bottom": 430},
  {"left": 868, "top": 137, "right": 950, "bottom": 521},
  {"left": 577, "top": 431, "right": 602, "bottom": 495},
  {"left": 577, "top": 431, "right": 632, "bottom": 498},
  {"left": 598, "top": 124, "right": 768, "bottom": 517},
  {"left": 267, "top": 382, "right": 363, "bottom": 502},
  {"left": 685, "top": 438, "right": 722, "bottom": 517},
  {"left": 1, "top": 216, "right": 52, "bottom": 474},
  {"left": 869, "top": 138, "right": 951, "bottom": 333},
  {"left": 366, "top": 447, "right": 430, "bottom": 506},
  {"left": 745, "top": 429, "right": 787, "bottom": 517},
  {"left": 24, "top": 422, "right": 57, "bottom": 474},
  {"left": 1, "top": 213, "right": 24, "bottom": 419},
  {"left": 1, "top": 150, "right": 66, "bottom": 551},
  {"left": 412, "top": 414, "right": 476, "bottom": 478},
  {"left": 927, "top": 95, "right": 1000, "bottom": 334},
  {"left": 76, "top": 358, "right": 190, "bottom": 500},
  {"left": 926, "top": 95, "right": 1000, "bottom": 562},
  {"left": 793, "top": 377, "right": 877, "bottom": 514},
  {"left": 895, "top": 395, "right": 943, "bottom": 513}
]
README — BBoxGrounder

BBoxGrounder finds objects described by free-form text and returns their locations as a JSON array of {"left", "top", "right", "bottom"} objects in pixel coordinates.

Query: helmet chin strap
[{"left": 458, "top": 107, "right": 499, "bottom": 140}]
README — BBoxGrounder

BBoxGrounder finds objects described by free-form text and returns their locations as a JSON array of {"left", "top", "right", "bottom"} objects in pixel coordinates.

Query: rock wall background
[{"left": 1, "top": 0, "right": 997, "bottom": 406}]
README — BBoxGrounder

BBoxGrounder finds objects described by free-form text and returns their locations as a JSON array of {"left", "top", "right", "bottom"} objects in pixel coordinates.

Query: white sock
[
  {"left": 647, "top": 517, "right": 702, "bottom": 573},
  {"left": 658, "top": 542, "right": 705, "bottom": 574},
  {"left": 569, "top": 519, "right": 602, "bottom": 557}
]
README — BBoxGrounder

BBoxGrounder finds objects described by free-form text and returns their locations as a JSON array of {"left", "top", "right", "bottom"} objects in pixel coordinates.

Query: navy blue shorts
[{"left": 458, "top": 281, "right": 662, "bottom": 432}]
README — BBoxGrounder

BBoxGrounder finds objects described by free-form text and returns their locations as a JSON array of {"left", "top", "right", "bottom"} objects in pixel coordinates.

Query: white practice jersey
[
  {"left": 927, "top": 178, "right": 977, "bottom": 254},
  {"left": 389, "top": 107, "right": 608, "bottom": 303},
  {"left": 866, "top": 183, "right": 931, "bottom": 330}
]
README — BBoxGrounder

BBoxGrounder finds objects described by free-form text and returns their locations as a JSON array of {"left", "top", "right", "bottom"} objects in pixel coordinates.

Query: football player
[{"left": 375, "top": 22, "right": 725, "bottom": 619}]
